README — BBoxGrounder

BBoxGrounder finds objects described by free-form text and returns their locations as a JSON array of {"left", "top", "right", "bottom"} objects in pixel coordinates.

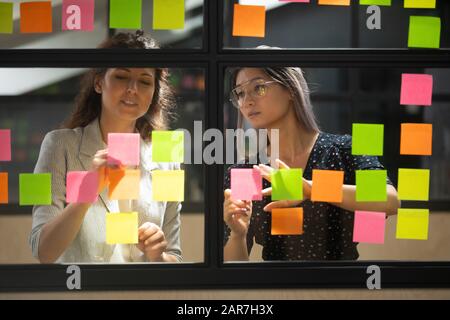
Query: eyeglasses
[{"left": 229, "top": 79, "right": 282, "bottom": 109}]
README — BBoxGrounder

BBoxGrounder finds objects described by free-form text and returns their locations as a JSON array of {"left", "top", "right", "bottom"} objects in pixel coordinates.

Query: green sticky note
[
  {"left": 19, "top": 173, "right": 52, "bottom": 205},
  {"left": 396, "top": 208, "right": 429, "bottom": 240},
  {"left": 356, "top": 170, "right": 387, "bottom": 202},
  {"left": 109, "top": 0, "right": 142, "bottom": 29},
  {"left": 271, "top": 169, "right": 303, "bottom": 201},
  {"left": 398, "top": 168, "right": 430, "bottom": 201},
  {"left": 152, "top": 131, "right": 184, "bottom": 163},
  {"left": 153, "top": 0, "right": 185, "bottom": 30},
  {"left": 404, "top": 0, "right": 436, "bottom": 8},
  {"left": 0, "top": 2, "right": 13, "bottom": 34},
  {"left": 408, "top": 16, "right": 441, "bottom": 49},
  {"left": 352, "top": 123, "right": 384, "bottom": 156},
  {"left": 359, "top": 0, "right": 391, "bottom": 5}
]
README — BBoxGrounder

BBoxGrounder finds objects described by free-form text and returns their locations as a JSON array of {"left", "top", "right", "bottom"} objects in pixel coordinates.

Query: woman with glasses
[{"left": 223, "top": 67, "right": 400, "bottom": 261}]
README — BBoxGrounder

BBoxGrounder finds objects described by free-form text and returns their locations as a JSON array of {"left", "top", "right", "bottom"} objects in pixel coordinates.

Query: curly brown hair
[{"left": 63, "top": 30, "right": 176, "bottom": 141}]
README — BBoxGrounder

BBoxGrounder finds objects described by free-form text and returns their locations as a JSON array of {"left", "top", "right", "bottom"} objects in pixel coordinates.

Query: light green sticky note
[
  {"left": 396, "top": 208, "right": 429, "bottom": 240},
  {"left": 153, "top": 0, "right": 185, "bottom": 30},
  {"left": 356, "top": 170, "right": 387, "bottom": 202},
  {"left": 152, "top": 131, "right": 184, "bottom": 163},
  {"left": 0, "top": 2, "right": 13, "bottom": 34},
  {"left": 19, "top": 173, "right": 52, "bottom": 205},
  {"left": 398, "top": 168, "right": 430, "bottom": 201},
  {"left": 359, "top": 0, "right": 391, "bottom": 5},
  {"left": 352, "top": 123, "right": 384, "bottom": 156},
  {"left": 271, "top": 169, "right": 303, "bottom": 201},
  {"left": 404, "top": 0, "right": 436, "bottom": 9},
  {"left": 109, "top": 0, "right": 142, "bottom": 29},
  {"left": 408, "top": 16, "right": 441, "bottom": 49}
]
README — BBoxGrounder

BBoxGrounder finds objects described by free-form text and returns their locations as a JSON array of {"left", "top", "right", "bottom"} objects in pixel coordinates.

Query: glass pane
[
  {"left": 223, "top": 66, "right": 450, "bottom": 262},
  {"left": 0, "top": 0, "right": 204, "bottom": 49},
  {"left": 0, "top": 67, "right": 205, "bottom": 264},
  {"left": 223, "top": 0, "right": 450, "bottom": 49}
]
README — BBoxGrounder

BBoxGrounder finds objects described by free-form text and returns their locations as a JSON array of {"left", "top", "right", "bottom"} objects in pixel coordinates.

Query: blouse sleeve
[{"left": 29, "top": 131, "right": 68, "bottom": 260}]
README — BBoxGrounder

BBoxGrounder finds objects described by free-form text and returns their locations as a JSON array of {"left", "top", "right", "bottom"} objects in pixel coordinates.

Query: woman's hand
[
  {"left": 137, "top": 222, "right": 168, "bottom": 262},
  {"left": 91, "top": 149, "right": 110, "bottom": 194},
  {"left": 223, "top": 189, "right": 252, "bottom": 238},
  {"left": 254, "top": 159, "right": 312, "bottom": 212}
]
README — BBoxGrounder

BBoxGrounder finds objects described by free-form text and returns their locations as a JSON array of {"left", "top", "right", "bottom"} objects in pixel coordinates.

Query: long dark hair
[{"left": 63, "top": 30, "right": 176, "bottom": 140}]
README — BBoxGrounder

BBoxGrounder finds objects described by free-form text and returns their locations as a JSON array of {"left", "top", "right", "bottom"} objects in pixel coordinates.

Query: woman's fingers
[
  {"left": 263, "top": 200, "right": 302, "bottom": 212},
  {"left": 262, "top": 187, "right": 272, "bottom": 197},
  {"left": 275, "top": 158, "right": 290, "bottom": 169}
]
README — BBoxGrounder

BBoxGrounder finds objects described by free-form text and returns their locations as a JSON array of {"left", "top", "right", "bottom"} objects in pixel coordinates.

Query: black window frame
[{"left": 1, "top": 0, "right": 450, "bottom": 292}]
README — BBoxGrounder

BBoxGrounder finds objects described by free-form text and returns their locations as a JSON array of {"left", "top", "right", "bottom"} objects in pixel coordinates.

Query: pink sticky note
[
  {"left": 66, "top": 171, "right": 99, "bottom": 203},
  {"left": 353, "top": 211, "right": 386, "bottom": 244},
  {"left": 231, "top": 168, "right": 262, "bottom": 201},
  {"left": 400, "top": 73, "right": 433, "bottom": 106},
  {"left": 62, "top": 0, "right": 95, "bottom": 31},
  {"left": 279, "top": 0, "right": 310, "bottom": 2},
  {"left": 0, "top": 129, "right": 11, "bottom": 161},
  {"left": 107, "top": 133, "right": 140, "bottom": 166}
]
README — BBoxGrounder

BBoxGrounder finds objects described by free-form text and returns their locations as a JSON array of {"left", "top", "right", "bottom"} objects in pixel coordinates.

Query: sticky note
[
  {"left": 151, "top": 131, "right": 184, "bottom": 163},
  {"left": 353, "top": 211, "right": 386, "bottom": 244},
  {"left": 153, "top": 0, "right": 184, "bottom": 30},
  {"left": 109, "top": 0, "right": 141, "bottom": 29},
  {"left": 271, "top": 208, "right": 303, "bottom": 235},
  {"left": 107, "top": 133, "right": 140, "bottom": 166},
  {"left": 232, "top": 4, "right": 266, "bottom": 38},
  {"left": 108, "top": 169, "right": 140, "bottom": 200},
  {"left": 356, "top": 170, "right": 387, "bottom": 202},
  {"left": 271, "top": 169, "right": 303, "bottom": 201},
  {"left": 408, "top": 16, "right": 441, "bottom": 49},
  {"left": 0, "top": 172, "right": 8, "bottom": 204},
  {"left": 398, "top": 168, "right": 430, "bottom": 201},
  {"left": 230, "top": 168, "right": 262, "bottom": 201},
  {"left": 400, "top": 123, "right": 432, "bottom": 155},
  {"left": 106, "top": 212, "right": 138, "bottom": 244},
  {"left": 400, "top": 74, "right": 433, "bottom": 106},
  {"left": 0, "top": 2, "right": 13, "bottom": 34},
  {"left": 318, "top": 0, "right": 350, "bottom": 5},
  {"left": 311, "top": 170, "right": 344, "bottom": 203},
  {"left": 0, "top": 129, "right": 11, "bottom": 161},
  {"left": 404, "top": 0, "right": 436, "bottom": 8},
  {"left": 352, "top": 123, "right": 384, "bottom": 156},
  {"left": 396, "top": 208, "right": 429, "bottom": 240},
  {"left": 279, "top": 0, "right": 310, "bottom": 2},
  {"left": 19, "top": 173, "right": 52, "bottom": 205},
  {"left": 62, "top": 0, "right": 95, "bottom": 31},
  {"left": 20, "top": 1, "right": 52, "bottom": 33},
  {"left": 66, "top": 171, "right": 99, "bottom": 203},
  {"left": 152, "top": 170, "right": 184, "bottom": 202},
  {"left": 359, "top": 0, "right": 391, "bottom": 5}
]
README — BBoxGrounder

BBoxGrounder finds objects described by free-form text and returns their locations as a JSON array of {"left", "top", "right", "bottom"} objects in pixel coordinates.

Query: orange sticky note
[
  {"left": 400, "top": 123, "right": 432, "bottom": 156},
  {"left": 318, "top": 0, "right": 351, "bottom": 5},
  {"left": 311, "top": 169, "right": 344, "bottom": 203},
  {"left": 271, "top": 207, "right": 303, "bottom": 235},
  {"left": 232, "top": 4, "right": 265, "bottom": 38},
  {"left": 108, "top": 169, "right": 140, "bottom": 200},
  {"left": 20, "top": 1, "right": 52, "bottom": 33},
  {"left": 0, "top": 172, "right": 8, "bottom": 204}
]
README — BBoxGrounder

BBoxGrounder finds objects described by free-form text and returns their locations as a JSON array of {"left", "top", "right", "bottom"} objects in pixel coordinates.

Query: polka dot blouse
[{"left": 223, "top": 132, "right": 393, "bottom": 261}]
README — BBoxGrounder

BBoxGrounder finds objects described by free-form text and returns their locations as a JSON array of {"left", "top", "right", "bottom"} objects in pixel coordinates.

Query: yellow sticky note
[
  {"left": 397, "top": 168, "right": 430, "bottom": 201},
  {"left": 106, "top": 212, "right": 138, "bottom": 244},
  {"left": 404, "top": 0, "right": 436, "bottom": 9},
  {"left": 108, "top": 169, "right": 140, "bottom": 200},
  {"left": 396, "top": 208, "right": 429, "bottom": 240},
  {"left": 318, "top": 0, "right": 351, "bottom": 5},
  {"left": 152, "top": 170, "right": 184, "bottom": 202}
]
